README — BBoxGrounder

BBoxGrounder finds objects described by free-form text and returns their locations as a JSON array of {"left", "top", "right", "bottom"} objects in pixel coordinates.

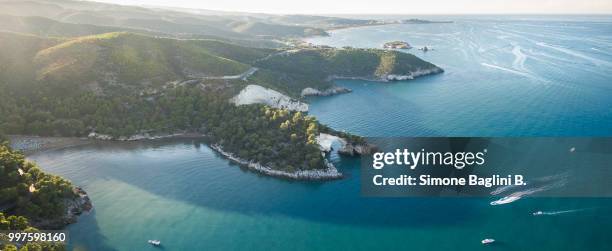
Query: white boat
[
  {"left": 148, "top": 240, "right": 161, "bottom": 246},
  {"left": 533, "top": 211, "right": 543, "bottom": 216},
  {"left": 481, "top": 238, "right": 495, "bottom": 244},
  {"left": 490, "top": 196, "right": 520, "bottom": 205}
]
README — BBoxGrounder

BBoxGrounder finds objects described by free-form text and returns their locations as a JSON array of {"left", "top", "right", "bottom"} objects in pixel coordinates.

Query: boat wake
[
  {"left": 490, "top": 184, "right": 515, "bottom": 195},
  {"left": 481, "top": 63, "right": 548, "bottom": 83},
  {"left": 490, "top": 173, "right": 568, "bottom": 206},
  {"left": 511, "top": 45, "right": 528, "bottom": 72},
  {"left": 490, "top": 186, "right": 550, "bottom": 205},
  {"left": 481, "top": 63, "right": 531, "bottom": 78},
  {"left": 533, "top": 208, "right": 594, "bottom": 216},
  {"left": 536, "top": 42, "right": 612, "bottom": 67}
]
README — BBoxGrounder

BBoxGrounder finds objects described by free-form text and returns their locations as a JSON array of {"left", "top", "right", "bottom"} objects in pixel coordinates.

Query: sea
[{"left": 29, "top": 15, "right": 612, "bottom": 250}]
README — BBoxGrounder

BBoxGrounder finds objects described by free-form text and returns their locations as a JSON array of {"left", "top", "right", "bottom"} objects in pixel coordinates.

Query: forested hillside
[
  {"left": 0, "top": 31, "right": 440, "bottom": 155},
  {"left": 0, "top": 1, "right": 442, "bottom": 175}
]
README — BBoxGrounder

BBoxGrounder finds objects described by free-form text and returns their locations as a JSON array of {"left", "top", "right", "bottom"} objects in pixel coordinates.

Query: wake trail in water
[
  {"left": 490, "top": 173, "right": 568, "bottom": 206},
  {"left": 481, "top": 63, "right": 534, "bottom": 79},
  {"left": 536, "top": 42, "right": 612, "bottom": 67},
  {"left": 490, "top": 184, "right": 515, "bottom": 195},
  {"left": 512, "top": 45, "right": 528, "bottom": 72},
  {"left": 490, "top": 186, "right": 551, "bottom": 205},
  {"left": 533, "top": 208, "right": 595, "bottom": 216}
]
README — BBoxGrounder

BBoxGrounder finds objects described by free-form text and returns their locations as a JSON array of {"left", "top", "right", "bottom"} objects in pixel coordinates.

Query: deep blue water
[
  {"left": 307, "top": 16, "right": 612, "bottom": 136},
  {"left": 27, "top": 16, "right": 612, "bottom": 250}
]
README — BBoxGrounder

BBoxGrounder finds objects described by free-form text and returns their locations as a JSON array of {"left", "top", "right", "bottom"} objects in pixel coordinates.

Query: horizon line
[{"left": 85, "top": 1, "right": 612, "bottom": 16}]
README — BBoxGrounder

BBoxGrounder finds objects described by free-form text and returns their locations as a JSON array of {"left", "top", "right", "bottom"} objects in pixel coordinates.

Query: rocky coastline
[
  {"left": 210, "top": 144, "right": 343, "bottom": 180},
  {"left": 326, "top": 67, "right": 443, "bottom": 83},
  {"left": 338, "top": 142, "right": 377, "bottom": 156},
  {"left": 86, "top": 132, "right": 202, "bottom": 141},
  {"left": 301, "top": 86, "right": 352, "bottom": 97},
  {"left": 31, "top": 187, "right": 93, "bottom": 229}
]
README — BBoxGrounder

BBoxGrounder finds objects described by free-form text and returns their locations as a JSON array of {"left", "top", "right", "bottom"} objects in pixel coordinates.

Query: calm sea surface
[
  {"left": 29, "top": 16, "right": 612, "bottom": 250},
  {"left": 307, "top": 15, "right": 612, "bottom": 136}
]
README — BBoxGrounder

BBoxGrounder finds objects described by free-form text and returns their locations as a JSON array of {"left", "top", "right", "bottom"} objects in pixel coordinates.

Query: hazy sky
[{"left": 91, "top": 0, "right": 612, "bottom": 14}]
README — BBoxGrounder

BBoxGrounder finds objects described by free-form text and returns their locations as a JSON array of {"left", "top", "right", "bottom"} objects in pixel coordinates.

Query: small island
[
  {"left": 383, "top": 41, "right": 412, "bottom": 49},
  {"left": 400, "top": 19, "right": 454, "bottom": 24}
]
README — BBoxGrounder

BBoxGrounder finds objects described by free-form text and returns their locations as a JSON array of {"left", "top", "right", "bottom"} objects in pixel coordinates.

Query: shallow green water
[{"left": 30, "top": 139, "right": 612, "bottom": 251}]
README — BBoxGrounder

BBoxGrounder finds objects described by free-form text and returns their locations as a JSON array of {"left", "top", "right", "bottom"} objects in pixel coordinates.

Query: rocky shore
[
  {"left": 210, "top": 144, "right": 343, "bottom": 180},
  {"left": 87, "top": 132, "right": 202, "bottom": 141},
  {"left": 316, "top": 133, "right": 376, "bottom": 156},
  {"left": 301, "top": 86, "right": 352, "bottom": 97},
  {"left": 327, "top": 67, "right": 443, "bottom": 83},
  {"left": 338, "top": 142, "right": 377, "bottom": 156},
  {"left": 31, "top": 187, "right": 93, "bottom": 229}
]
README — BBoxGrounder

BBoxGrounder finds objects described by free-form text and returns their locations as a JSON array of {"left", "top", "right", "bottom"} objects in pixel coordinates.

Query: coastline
[
  {"left": 326, "top": 67, "right": 444, "bottom": 83},
  {"left": 8, "top": 135, "right": 93, "bottom": 155},
  {"left": 210, "top": 144, "right": 343, "bottom": 180},
  {"left": 9, "top": 133, "right": 346, "bottom": 180}
]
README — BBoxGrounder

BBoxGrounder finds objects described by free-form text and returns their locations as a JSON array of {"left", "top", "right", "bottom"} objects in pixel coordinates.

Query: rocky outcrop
[
  {"left": 383, "top": 41, "right": 411, "bottom": 49},
  {"left": 32, "top": 187, "right": 92, "bottom": 229},
  {"left": 316, "top": 133, "right": 376, "bottom": 156},
  {"left": 384, "top": 67, "right": 444, "bottom": 81},
  {"left": 327, "top": 66, "right": 443, "bottom": 83},
  {"left": 210, "top": 144, "right": 342, "bottom": 180},
  {"left": 301, "top": 86, "right": 351, "bottom": 97},
  {"left": 338, "top": 142, "right": 377, "bottom": 156},
  {"left": 316, "top": 133, "right": 347, "bottom": 152},
  {"left": 231, "top": 84, "right": 308, "bottom": 112}
]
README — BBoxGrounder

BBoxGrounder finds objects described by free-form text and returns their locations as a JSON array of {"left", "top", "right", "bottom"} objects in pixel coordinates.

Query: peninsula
[{"left": 0, "top": 0, "right": 443, "bottom": 180}]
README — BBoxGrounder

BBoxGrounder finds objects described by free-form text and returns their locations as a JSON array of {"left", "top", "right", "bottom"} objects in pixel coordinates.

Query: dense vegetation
[
  {"left": 0, "top": 212, "right": 66, "bottom": 251},
  {"left": 0, "top": 29, "right": 439, "bottom": 171},
  {"left": 0, "top": 142, "right": 74, "bottom": 250},
  {"left": 0, "top": 2, "right": 441, "bottom": 173},
  {"left": 252, "top": 48, "right": 442, "bottom": 96},
  {"left": 0, "top": 81, "right": 328, "bottom": 171},
  {"left": 0, "top": 144, "right": 75, "bottom": 221},
  {"left": 256, "top": 48, "right": 439, "bottom": 77}
]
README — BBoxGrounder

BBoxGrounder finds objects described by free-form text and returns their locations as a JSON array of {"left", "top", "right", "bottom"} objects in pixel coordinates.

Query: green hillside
[
  {"left": 0, "top": 142, "right": 77, "bottom": 250},
  {"left": 257, "top": 47, "right": 441, "bottom": 77},
  {"left": 0, "top": 32, "right": 267, "bottom": 95},
  {"left": 0, "top": 32, "right": 64, "bottom": 89},
  {"left": 0, "top": 28, "right": 441, "bottom": 175},
  {"left": 0, "top": 14, "right": 147, "bottom": 37},
  {"left": 253, "top": 48, "right": 443, "bottom": 96},
  {"left": 230, "top": 21, "right": 328, "bottom": 37},
  {"left": 0, "top": 0, "right": 328, "bottom": 39}
]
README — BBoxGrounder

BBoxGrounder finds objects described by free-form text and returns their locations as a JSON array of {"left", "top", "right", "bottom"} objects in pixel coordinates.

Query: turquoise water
[
  {"left": 28, "top": 16, "right": 612, "bottom": 250},
  {"left": 30, "top": 140, "right": 612, "bottom": 250},
  {"left": 306, "top": 16, "right": 612, "bottom": 136}
]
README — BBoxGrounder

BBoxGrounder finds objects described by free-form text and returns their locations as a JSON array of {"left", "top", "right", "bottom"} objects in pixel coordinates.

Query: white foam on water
[
  {"left": 490, "top": 184, "right": 515, "bottom": 195},
  {"left": 481, "top": 63, "right": 531, "bottom": 78},
  {"left": 533, "top": 208, "right": 594, "bottom": 216},
  {"left": 490, "top": 177, "right": 568, "bottom": 206},
  {"left": 536, "top": 42, "right": 612, "bottom": 67},
  {"left": 512, "top": 45, "right": 528, "bottom": 72},
  {"left": 481, "top": 63, "right": 550, "bottom": 84},
  {"left": 533, "top": 209, "right": 586, "bottom": 216}
]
